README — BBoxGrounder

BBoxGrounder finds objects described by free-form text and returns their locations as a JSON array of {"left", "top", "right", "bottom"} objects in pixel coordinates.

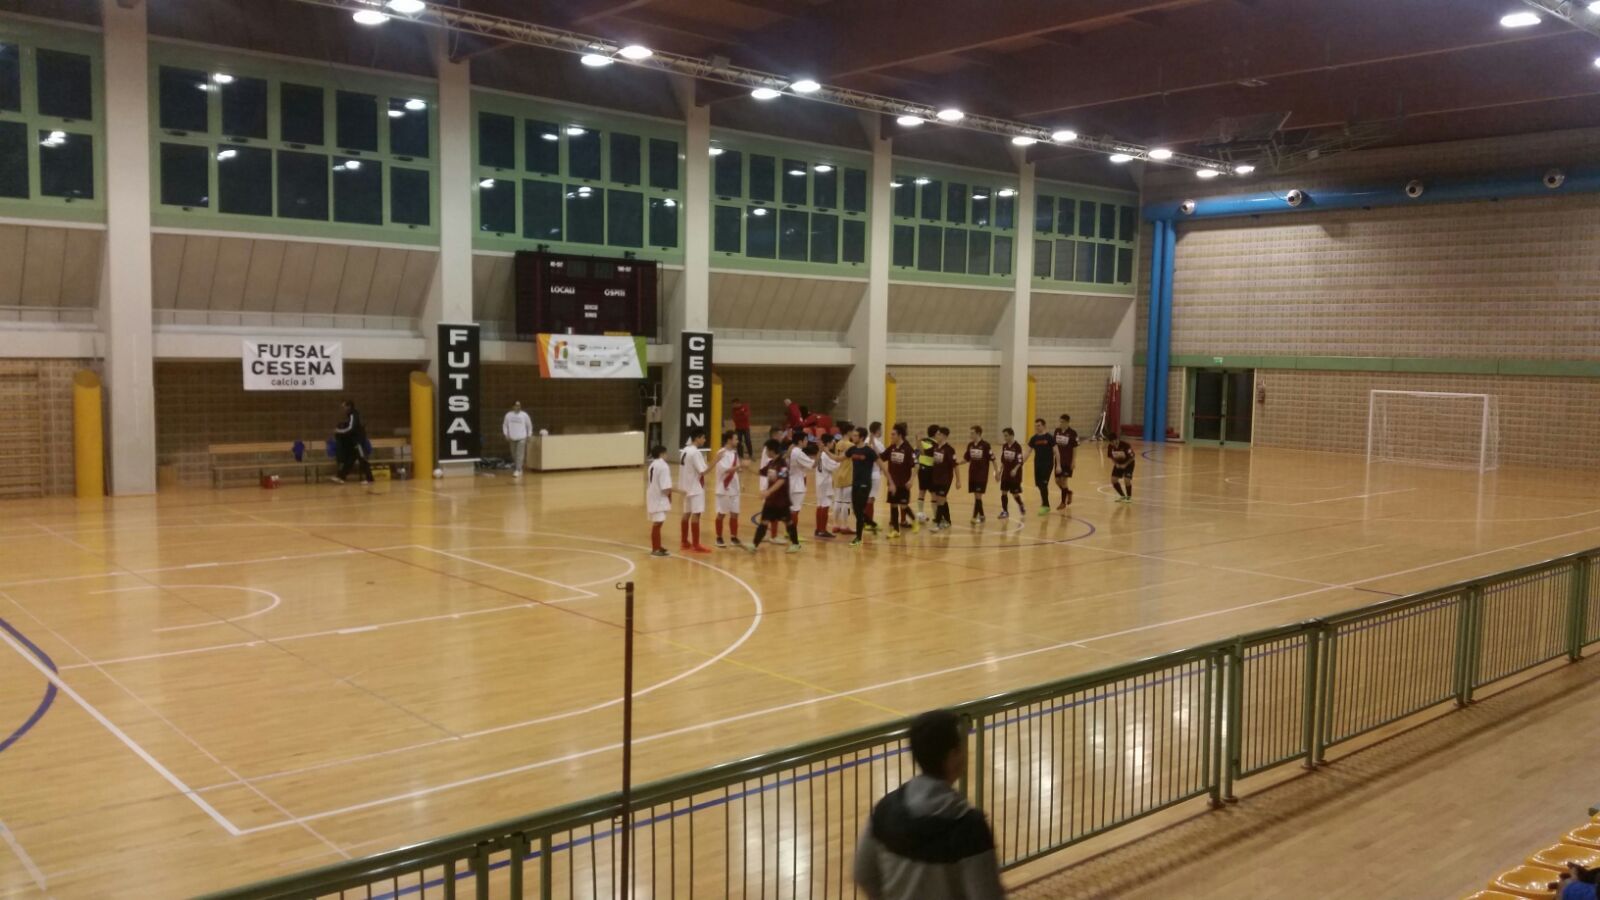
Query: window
[
  {"left": 607, "top": 188, "right": 642, "bottom": 247},
  {"left": 333, "top": 157, "right": 381, "bottom": 225},
  {"left": 1077, "top": 199, "right": 1097, "bottom": 239},
  {"left": 39, "top": 131, "right": 91, "bottom": 198},
  {"left": 843, "top": 168, "right": 866, "bottom": 214},
  {"left": 1116, "top": 247, "right": 1134, "bottom": 284},
  {"left": 281, "top": 83, "right": 324, "bottom": 145},
  {"left": 1056, "top": 198, "right": 1075, "bottom": 236},
  {"left": 810, "top": 212, "right": 837, "bottom": 264},
  {"left": 1033, "top": 239, "right": 1052, "bottom": 278},
  {"left": 158, "top": 67, "right": 208, "bottom": 132},
  {"left": 390, "top": 167, "right": 430, "bottom": 226},
  {"left": 648, "top": 138, "right": 678, "bottom": 190},
  {"left": 222, "top": 77, "right": 268, "bottom": 139},
  {"left": 1075, "top": 240, "right": 1095, "bottom": 281},
  {"left": 843, "top": 219, "right": 866, "bottom": 264},
  {"left": 525, "top": 121, "right": 559, "bottom": 174},
  {"left": 276, "top": 150, "right": 327, "bottom": 219},
  {"left": 813, "top": 165, "right": 837, "bottom": 210},
  {"left": 160, "top": 143, "right": 209, "bottom": 207},
  {"left": 993, "top": 236, "right": 1013, "bottom": 276},
  {"left": 478, "top": 177, "right": 513, "bottom": 233},
  {"left": 942, "top": 228, "right": 967, "bottom": 274},
  {"left": 1035, "top": 195, "right": 1054, "bottom": 233},
  {"left": 521, "top": 179, "right": 561, "bottom": 240},
  {"left": 566, "top": 185, "right": 603, "bottom": 243},
  {"left": 716, "top": 206, "right": 739, "bottom": 253},
  {"left": 917, "top": 225, "right": 942, "bottom": 271},
  {"left": 919, "top": 179, "right": 942, "bottom": 221},
  {"left": 0, "top": 121, "right": 26, "bottom": 198},
  {"left": 995, "top": 192, "right": 1014, "bottom": 229},
  {"left": 478, "top": 112, "right": 514, "bottom": 169},
  {"left": 971, "top": 189, "right": 991, "bottom": 227},
  {"left": 782, "top": 159, "right": 807, "bottom": 205},
  {"left": 968, "top": 231, "right": 991, "bottom": 276},
  {"left": 713, "top": 205, "right": 741, "bottom": 253},
  {"left": 746, "top": 207, "right": 775, "bottom": 258},
  {"left": 779, "top": 209, "right": 808, "bottom": 260},
  {"left": 218, "top": 145, "right": 271, "bottom": 216},
  {"left": 945, "top": 183, "right": 966, "bottom": 224},
  {"left": 335, "top": 91, "right": 378, "bottom": 152},
  {"left": 610, "top": 133, "right": 640, "bottom": 185},
  {"left": 892, "top": 180, "right": 914, "bottom": 217},
  {"left": 389, "top": 98, "right": 428, "bottom": 158},
  {"left": 1099, "top": 203, "right": 1117, "bottom": 240},
  {"left": 649, "top": 197, "right": 677, "bottom": 248},
  {"left": 749, "top": 153, "right": 775, "bottom": 203},
  {"left": 1052, "top": 239, "right": 1075, "bottom": 281},
  {"left": 714, "top": 149, "right": 742, "bottom": 197},
  {"left": 1095, "top": 243, "right": 1115, "bottom": 284},
  {"left": 1119, "top": 205, "right": 1137, "bottom": 242},
  {"left": 36, "top": 49, "right": 91, "bottom": 120},
  {"left": 0, "top": 43, "right": 18, "bottom": 112},
  {"left": 567, "top": 128, "right": 601, "bottom": 181},
  {"left": 892, "top": 224, "right": 914, "bottom": 268}
]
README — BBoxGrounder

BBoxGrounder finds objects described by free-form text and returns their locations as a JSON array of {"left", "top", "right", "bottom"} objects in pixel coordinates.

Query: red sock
[
  {"left": 680, "top": 519, "right": 690, "bottom": 546},
  {"left": 816, "top": 507, "right": 828, "bottom": 533},
  {"left": 691, "top": 520, "right": 702, "bottom": 547},
  {"left": 715, "top": 515, "right": 725, "bottom": 541},
  {"left": 651, "top": 522, "right": 663, "bottom": 551}
]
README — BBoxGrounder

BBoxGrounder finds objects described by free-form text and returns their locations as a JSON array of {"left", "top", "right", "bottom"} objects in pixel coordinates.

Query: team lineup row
[{"left": 643, "top": 416, "right": 1138, "bottom": 556}]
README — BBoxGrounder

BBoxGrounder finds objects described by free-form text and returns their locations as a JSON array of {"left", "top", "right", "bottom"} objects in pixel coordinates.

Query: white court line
[
  {"left": 0, "top": 549, "right": 364, "bottom": 589},
  {"left": 0, "top": 814, "right": 46, "bottom": 893},
  {"left": 87, "top": 585, "right": 284, "bottom": 633},
  {"left": 425, "top": 545, "right": 638, "bottom": 595},
  {"left": 1289, "top": 487, "right": 1416, "bottom": 506},
  {"left": 410, "top": 546, "right": 600, "bottom": 600}
]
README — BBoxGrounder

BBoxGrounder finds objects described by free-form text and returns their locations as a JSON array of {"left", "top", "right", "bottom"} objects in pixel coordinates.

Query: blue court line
[{"left": 0, "top": 616, "right": 58, "bottom": 756}]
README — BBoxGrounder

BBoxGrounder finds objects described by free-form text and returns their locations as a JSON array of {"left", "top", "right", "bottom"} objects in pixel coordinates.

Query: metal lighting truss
[
  {"left": 286, "top": 0, "right": 1237, "bottom": 172},
  {"left": 1516, "top": 0, "right": 1600, "bottom": 37}
]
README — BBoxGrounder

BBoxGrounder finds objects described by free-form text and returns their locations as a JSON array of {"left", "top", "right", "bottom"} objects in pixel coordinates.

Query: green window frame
[
  {"left": 149, "top": 42, "right": 438, "bottom": 245},
  {"left": 0, "top": 22, "right": 105, "bottom": 223},
  {"left": 707, "top": 133, "right": 869, "bottom": 275},
  {"left": 891, "top": 165, "right": 1017, "bottom": 286},
  {"left": 473, "top": 92, "right": 684, "bottom": 263},
  {"left": 1033, "top": 182, "right": 1139, "bottom": 291}
]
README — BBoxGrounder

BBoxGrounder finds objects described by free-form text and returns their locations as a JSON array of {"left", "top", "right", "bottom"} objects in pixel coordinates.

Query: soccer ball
[{"left": 432, "top": 468, "right": 443, "bottom": 479}]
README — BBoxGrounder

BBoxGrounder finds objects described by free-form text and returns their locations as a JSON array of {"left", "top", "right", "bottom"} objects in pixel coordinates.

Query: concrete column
[
  {"left": 845, "top": 131, "right": 890, "bottom": 425},
  {"left": 422, "top": 34, "right": 474, "bottom": 375},
  {"left": 996, "top": 161, "right": 1036, "bottom": 433},
  {"left": 661, "top": 81, "right": 710, "bottom": 450},
  {"left": 99, "top": 0, "right": 156, "bottom": 495}
]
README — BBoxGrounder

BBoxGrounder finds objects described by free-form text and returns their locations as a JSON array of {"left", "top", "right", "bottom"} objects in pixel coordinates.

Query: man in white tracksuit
[{"left": 502, "top": 401, "right": 534, "bottom": 478}]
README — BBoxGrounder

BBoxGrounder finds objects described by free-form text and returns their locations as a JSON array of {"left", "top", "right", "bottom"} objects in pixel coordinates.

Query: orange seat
[
  {"left": 1528, "top": 842, "right": 1600, "bottom": 870},
  {"left": 1569, "top": 823, "right": 1600, "bottom": 849},
  {"left": 1491, "top": 864, "right": 1563, "bottom": 899}
]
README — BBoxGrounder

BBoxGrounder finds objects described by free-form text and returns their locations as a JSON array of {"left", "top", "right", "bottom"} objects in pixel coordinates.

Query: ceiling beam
[{"left": 570, "top": 0, "right": 660, "bottom": 28}]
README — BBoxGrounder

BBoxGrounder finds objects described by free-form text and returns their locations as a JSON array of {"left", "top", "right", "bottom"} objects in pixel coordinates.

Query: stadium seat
[
  {"left": 1569, "top": 824, "right": 1600, "bottom": 849},
  {"left": 1491, "top": 864, "right": 1563, "bottom": 899},
  {"left": 1527, "top": 842, "right": 1600, "bottom": 870}
]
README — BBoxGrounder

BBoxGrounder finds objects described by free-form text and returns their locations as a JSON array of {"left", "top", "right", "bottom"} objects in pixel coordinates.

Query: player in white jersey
[
  {"left": 865, "top": 421, "right": 887, "bottom": 534},
  {"left": 786, "top": 439, "right": 816, "bottom": 545},
  {"left": 813, "top": 434, "right": 843, "bottom": 539},
  {"left": 678, "top": 429, "right": 711, "bottom": 553},
  {"left": 712, "top": 431, "right": 744, "bottom": 548},
  {"left": 645, "top": 444, "right": 674, "bottom": 557}
]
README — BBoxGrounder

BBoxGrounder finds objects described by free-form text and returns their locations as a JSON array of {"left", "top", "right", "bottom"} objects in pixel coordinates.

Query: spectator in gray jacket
[
  {"left": 854, "top": 710, "right": 1004, "bottom": 900},
  {"left": 502, "top": 401, "right": 534, "bottom": 478}
]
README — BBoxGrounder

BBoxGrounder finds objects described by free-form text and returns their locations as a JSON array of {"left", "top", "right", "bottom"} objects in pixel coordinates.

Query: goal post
[{"left": 1365, "top": 390, "right": 1500, "bottom": 472}]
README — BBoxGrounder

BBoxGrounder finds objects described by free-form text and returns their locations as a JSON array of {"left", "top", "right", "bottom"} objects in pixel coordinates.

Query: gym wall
[
  {"left": 889, "top": 366, "right": 1000, "bottom": 435},
  {"left": 478, "top": 364, "right": 647, "bottom": 460},
  {"left": 155, "top": 361, "right": 421, "bottom": 485},
  {"left": 715, "top": 365, "right": 851, "bottom": 433},
  {"left": 0, "top": 359, "right": 90, "bottom": 497},
  {"left": 1029, "top": 366, "right": 1113, "bottom": 434}
]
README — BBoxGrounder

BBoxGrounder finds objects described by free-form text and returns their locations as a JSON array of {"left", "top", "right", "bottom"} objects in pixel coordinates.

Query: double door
[{"left": 1190, "top": 369, "right": 1254, "bottom": 445}]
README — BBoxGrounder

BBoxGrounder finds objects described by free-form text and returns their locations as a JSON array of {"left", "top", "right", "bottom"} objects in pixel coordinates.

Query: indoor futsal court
[{"left": 6, "top": 0, "right": 1600, "bottom": 899}]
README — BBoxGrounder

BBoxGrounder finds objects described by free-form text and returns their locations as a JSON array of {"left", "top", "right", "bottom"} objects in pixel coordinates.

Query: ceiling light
[
  {"left": 1148, "top": 148, "right": 1174, "bottom": 161},
  {"left": 1500, "top": 11, "right": 1541, "bottom": 27},
  {"left": 787, "top": 168, "right": 806, "bottom": 176},
  {"left": 750, "top": 87, "right": 782, "bottom": 100},
  {"left": 791, "top": 79, "right": 821, "bottom": 93},
  {"left": 935, "top": 108, "right": 964, "bottom": 122},
  {"left": 387, "top": 108, "right": 405, "bottom": 118},
  {"left": 1109, "top": 153, "right": 1134, "bottom": 164},
  {"left": 566, "top": 125, "right": 587, "bottom": 136},
  {"left": 478, "top": 178, "right": 495, "bottom": 188},
  {"left": 541, "top": 132, "right": 559, "bottom": 141},
  {"left": 1591, "top": 1, "right": 1600, "bottom": 11},
  {"left": 352, "top": 8, "right": 389, "bottom": 25},
  {"left": 343, "top": 159, "right": 362, "bottom": 170},
  {"left": 709, "top": 147, "right": 725, "bottom": 156},
  {"left": 1594, "top": 54, "right": 1600, "bottom": 67},
  {"left": 913, "top": 177, "right": 931, "bottom": 185},
  {"left": 216, "top": 149, "right": 237, "bottom": 160},
  {"left": 814, "top": 164, "right": 833, "bottom": 173},
  {"left": 211, "top": 72, "right": 234, "bottom": 84},
  {"left": 576, "top": 186, "right": 592, "bottom": 194},
  {"left": 997, "top": 188, "right": 1016, "bottom": 198},
  {"left": 386, "top": 0, "right": 426, "bottom": 12},
  {"left": 405, "top": 98, "right": 426, "bottom": 111},
  {"left": 1196, "top": 168, "right": 1221, "bottom": 179},
  {"left": 580, "top": 53, "right": 613, "bottom": 67},
  {"left": 1051, "top": 129, "right": 1078, "bottom": 143},
  {"left": 48, "top": 130, "right": 65, "bottom": 140},
  {"left": 971, "top": 193, "right": 989, "bottom": 200},
  {"left": 663, "top": 199, "right": 676, "bottom": 207},
  {"left": 890, "top": 181, "right": 903, "bottom": 188},
  {"left": 751, "top": 207, "right": 768, "bottom": 216},
  {"left": 618, "top": 44, "right": 653, "bottom": 60},
  {"left": 896, "top": 115, "right": 924, "bottom": 127},
  {"left": 1011, "top": 136, "right": 1038, "bottom": 146},
  {"left": 1234, "top": 163, "right": 1256, "bottom": 175}
]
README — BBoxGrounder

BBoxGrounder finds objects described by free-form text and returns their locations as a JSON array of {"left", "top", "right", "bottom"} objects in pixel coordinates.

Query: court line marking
[
  {"left": 87, "top": 585, "right": 284, "bottom": 633},
  {"left": 0, "top": 548, "right": 366, "bottom": 589},
  {"left": 0, "top": 814, "right": 46, "bottom": 892},
  {"left": 407, "top": 545, "right": 636, "bottom": 596},
  {"left": 411, "top": 547, "right": 600, "bottom": 600}
]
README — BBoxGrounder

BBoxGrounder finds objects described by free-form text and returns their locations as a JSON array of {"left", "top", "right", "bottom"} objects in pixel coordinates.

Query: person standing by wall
[
  {"left": 731, "top": 396, "right": 753, "bottom": 459},
  {"left": 330, "top": 399, "right": 373, "bottom": 485},
  {"left": 645, "top": 444, "right": 674, "bottom": 558},
  {"left": 502, "top": 401, "right": 534, "bottom": 479}
]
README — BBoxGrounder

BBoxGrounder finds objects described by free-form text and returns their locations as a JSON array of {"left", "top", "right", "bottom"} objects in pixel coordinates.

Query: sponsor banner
[
  {"left": 437, "top": 323, "right": 482, "bottom": 463},
  {"left": 680, "top": 331, "right": 712, "bottom": 438},
  {"left": 242, "top": 339, "right": 343, "bottom": 390},
  {"left": 535, "top": 333, "right": 647, "bottom": 379}
]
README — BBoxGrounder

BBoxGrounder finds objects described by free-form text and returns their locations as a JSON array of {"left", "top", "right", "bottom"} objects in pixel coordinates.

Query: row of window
[
  {"left": 478, "top": 112, "right": 679, "bottom": 191},
  {"left": 892, "top": 177, "right": 1018, "bottom": 229},
  {"left": 1034, "top": 238, "right": 1135, "bottom": 285},
  {"left": 0, "top": 43, "right": 92, "bottom": 120},
  {"left": 480, "top": 179, "right": 677, "bottom": 250},
  {"left": 0, "top": 123, "right": 92, "bottom": 199},
  {"left": 712, "top": 205, "right": 866, "bottom": 265},
  {"left": 0, "top": 42, "right": 96, "bottom": 204},
  {"left": 892, "top": 224, "right": 1016, "bottom": 277},
  {"left": 1036, "top": 194, "right": 1138, "bottom": 243},
  {"left": 711, "top": 149, "right": 868, "bottom": 214},
  {"left": 159, "top": 142, "right": 430, "bottom": 226}
]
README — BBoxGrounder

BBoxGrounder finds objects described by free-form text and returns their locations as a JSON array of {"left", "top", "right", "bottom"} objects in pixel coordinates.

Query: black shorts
[
  {"left": 1112, "top": 462, "right": 1135, "bottom": 479},
  {"left": 1055, "top": 465, "right": 1075, "bottom": 480},
  {"left": 930, "top": 479, "right": 952, "bottom": 497},
  {"left": 968, "top": 482, "right": 986, "bottom": 495},
  {"left": 1000, "top": 475, "right": 1023, "bottom": 493},
  {"left": 889, "top": 485, "right": 911, "bottom": 505},
  {"left": 760, "top": 505, "right": 791, "bottom": 522},
  {"left": 917, "top": 468, "right": 932, "bottom": 491}
]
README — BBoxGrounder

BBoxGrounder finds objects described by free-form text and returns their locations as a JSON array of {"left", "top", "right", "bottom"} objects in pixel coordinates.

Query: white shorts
[
  {"left": 716, "top": 494, "right": 740, "bottom": 515},
  {"left": 684, "top": 493, "right": 705, "bottom": 515},
  {"left": 650, "top": 512, "right": 667, "bottom": 524},
  {"left": 788, "top": 491, "right": 807, "bottom": 511},
  {"left": 816, "top": 484, "right": 834, "bottom": 506}
]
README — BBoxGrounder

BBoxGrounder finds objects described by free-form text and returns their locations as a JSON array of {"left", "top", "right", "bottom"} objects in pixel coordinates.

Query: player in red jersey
[
  {"left": 1025, "top": 419, "right": 1055, "bottom": 515},
  {"left": 928, "top": 427, "right": 960, "bottom": 531},
  {"left": 1107, "top": 433, "right": 1136, "bottom": 503},
  {"left": 746, "top": 439, "right": 800, "bottom": 553},
  {"left": 965, "top": 426, "right": 992, "bottom": 525},
  {"left": 884, "top": 423, "right": 918, "bottom": 539},
  {"left": 997, "top": 427, "right": 1026, "bottom": 519},
  {"left": 1052, "top": 414, "right": 1080, "bottom": 510}
]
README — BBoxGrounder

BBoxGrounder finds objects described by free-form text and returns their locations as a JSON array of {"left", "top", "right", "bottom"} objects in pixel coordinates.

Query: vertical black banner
[
  {"left": 680, "top": 331, "right": 712, "bottom": 439},
  {"left": 438, "top": 323, "right": 482, "bottom": 462}
]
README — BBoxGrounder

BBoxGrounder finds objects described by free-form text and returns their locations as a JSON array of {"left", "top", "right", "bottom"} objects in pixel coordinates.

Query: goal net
[{"left": 1366, "top": 390, "right": 1500, "bottom": 472}]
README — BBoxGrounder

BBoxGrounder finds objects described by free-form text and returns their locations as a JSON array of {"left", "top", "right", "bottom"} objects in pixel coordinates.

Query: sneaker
[
  {"left": 850, "top": 539, "right": 863, "bottom": 548},
  {"left": 865, "top": 523, "right": 879, "bottom": 534},
  {"left": 651, "top": 548, "right": 670, "bottom": 558},
  {"left": 730, "top": 538, "right": 745, "bottom": 546},
  {"left": 887, "top": 530, "right": 901, "bottom": 540},
  {"left": 786, "top": 543, "right": 802, "bottom": 554},
  {"left": 814, "top": 531, "right": 836, "bottom": 540},
  {"left": 716, "top": 539, "right": 727, "bottom": 548},
  {"left": 911, "top": 520, "right": 922, "bottom": 534},
  {"left": 978, "top": 515, "right": 986, "bottom": 524},
  {"left": 971, "top": 516, "right": 980, "bottom": 526},
  {"left": 328, "top": 476, "right": 346, "bottom": 484},
  {"left": 691, "top": 544, "right": 714, "bottom": 554},
  {"left": 741, "top": 542, "right": 758, "bottom": 553},
  {"left": 512, "top": 471, "right": 521, "bottom": 479},
  {"left": 1041, "top": 507, "right": 1051, "bottom": 516},
  {"left": 998, "top": 510, "right": 1009, "bottom": 520}
]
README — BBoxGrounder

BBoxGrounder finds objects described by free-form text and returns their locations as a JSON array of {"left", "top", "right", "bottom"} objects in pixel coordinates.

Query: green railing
[{"left": 203, "top": 548, "right": 1600, "bottom": 899}]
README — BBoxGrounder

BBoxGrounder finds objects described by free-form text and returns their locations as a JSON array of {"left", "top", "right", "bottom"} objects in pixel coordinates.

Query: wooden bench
[{"left": 208, "top": 437, "right": 411, "bottom": 487}]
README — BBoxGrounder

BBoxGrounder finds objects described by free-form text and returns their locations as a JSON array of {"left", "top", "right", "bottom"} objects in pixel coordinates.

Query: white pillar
[
  {"left": 845, "top": 131, "right": 890, "bottom": 425},
  {"left": 99, "top": 0, "right": 156, "bottom": 495},
  {"left": 996, "top": 161, "right": 1036, "bottom": 432},
  {"left": 423, "top": 36, "right": 475, "bottom": 476},
  {"left": 662, "top": 82, "right": 710, "bottom": 449}
]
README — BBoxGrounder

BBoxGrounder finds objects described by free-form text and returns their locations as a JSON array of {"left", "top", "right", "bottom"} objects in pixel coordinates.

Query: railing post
[
  {"left": 1313, "top": 625, "right": 1335, "bottom": 765},
  {"left": 1206, "top": 651, "right": 1223, "bottom": 808},
  {"left": 1301, "top": 625, "right": 1321, "bottom": 770},
  {"left": 1223, "top": 643, "right": 1242, "bottom": 803},
  {"left": 1569, "top": 556, "right": 1590, "bottom": 662},
  {"left": 971, "top": 713, "right": 986, "bottom": 812},
  {"left": 508, "top": 833, "right": 529, "bottom": 899},
  {"left": 470, "top": 843, "right": 491, "bottom": 900},
  {"left": 540, "top": 834, "right": 554, "bottom": 899},
  {"left": 1457, "top": 586, "right": 1483, "bottom": 706}
]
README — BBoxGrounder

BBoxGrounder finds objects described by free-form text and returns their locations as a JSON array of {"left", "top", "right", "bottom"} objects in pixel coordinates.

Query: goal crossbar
[{"left": 1365, "top": 389, "right": 1499, "bottom": 473}]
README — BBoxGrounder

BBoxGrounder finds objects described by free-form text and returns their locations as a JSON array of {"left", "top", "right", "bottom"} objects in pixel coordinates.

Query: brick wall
[
  {"left": 0, "top": 359, "right": 88, "bottom": 496},
  {"left": 889, "top": 366, "right": 1000, "bottom": 436},
  {"left": 714, "top": 365, "right": 852, "bottom": 432},
  {"left": 155, "top": 361, "right": 421, "bottom": 485},
  {"left": 1029, "top": 366, "right": 1112, "bottom": 433},
  {"left": 479, "top": 364, "right": 648, "bottom": 459}
]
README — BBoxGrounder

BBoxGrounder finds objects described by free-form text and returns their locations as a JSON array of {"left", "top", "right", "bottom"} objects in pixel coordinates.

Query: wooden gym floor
[{"left": 4, "top": 442, "right": 1600, "bottom": 897}]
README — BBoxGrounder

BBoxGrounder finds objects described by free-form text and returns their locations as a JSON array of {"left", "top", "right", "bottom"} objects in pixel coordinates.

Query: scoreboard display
[{"left": 513, "top": 251, "right": 658, "bottom": 339}]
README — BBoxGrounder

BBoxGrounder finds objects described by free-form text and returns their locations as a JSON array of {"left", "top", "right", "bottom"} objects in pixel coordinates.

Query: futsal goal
[{"left": 1365, "top": 390, "right": 1500, "bottom": 472}]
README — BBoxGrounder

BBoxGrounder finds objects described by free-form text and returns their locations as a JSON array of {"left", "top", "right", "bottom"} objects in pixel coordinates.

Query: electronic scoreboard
[{"left": 513, "top": 251, "right": 658, "bottom": 339}]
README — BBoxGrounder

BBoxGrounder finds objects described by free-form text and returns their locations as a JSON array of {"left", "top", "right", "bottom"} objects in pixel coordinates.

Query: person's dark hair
[
  {"left": 723, "top": 431, "right": 738, "bottom": 445},
  {"left": 937, "top": 426, "right": 951, "bottom": 437},
  {"left": 837, "top": 420, "right": 853, "bottom": 433},
  {"left": 732, "top": 397, "right": 741, "bottom": 403},
  {"left": 342, "top": 399, "right": 354, "bottom": 410},
  {"left": 854, "top": 426, "right": 869, "bottom": 440},
  {"left": 926, "top": 424, "right": 939, "bottom": 437},
  {"left": 763, "top": 439, "right": 783, "bottom": 454},
  {"left": 1059, "top": 414, "right": 1071, "bottom": 422},
  {"left": 769, "top": 426, "right": 783, "bottom": 436},
  {"left": 970, "top": 425, "right": 983, "bottom": 435},
  {"left": 869, "top": 421, "right": 882, "bottom": 433},
  {"left": 803, "top": 441, "right": 819, "bottom": 456},
  {"left": 649, "top": 444, "right": 667, "bottom": 458},
  {"left": 909, "top": 709, "right": 964, "bottom": 777},
  {"left": 1003, "top": 427, "right": 1015, "bottom": 437},
  {"left": 892, "top": 424, "right": 907, "bottom": 439},
  {"left": 688, "top": 427, "right": 706, "bottom": 442},
  {"left": 1035, "top": 418, "right": 1046, "bottom": 427}
]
